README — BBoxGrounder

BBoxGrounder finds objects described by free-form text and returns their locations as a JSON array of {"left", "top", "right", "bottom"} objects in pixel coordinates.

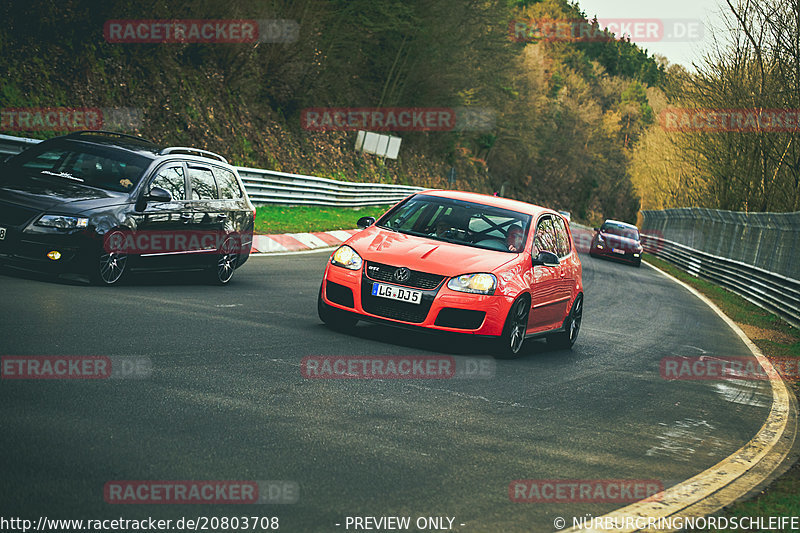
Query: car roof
[
  {"left": 43, "top": 131, "right": 162, "bottom": 158},
  {"left": 603, "top": 219, "right": 638, "bottom": 229},
  {"left": 419, "top": 189, "right": 554, "bottom": 217},
  {"left": 47, "top": 131, "right": 231, "bottom": 166},
  {"left": 59, "top": 136, "right": 162, "bottom": 158}
]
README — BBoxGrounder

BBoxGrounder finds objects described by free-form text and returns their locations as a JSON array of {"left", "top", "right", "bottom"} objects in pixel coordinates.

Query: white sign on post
[
  {"left": 386, "top": 136, "right": 401, "bottom": 159},
  {"left": 355, "top": 130, "right": 401, "bottom": 159}
]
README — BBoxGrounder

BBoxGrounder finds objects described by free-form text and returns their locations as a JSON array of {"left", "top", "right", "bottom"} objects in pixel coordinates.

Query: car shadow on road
[
  {"left": 0, "top": 265, "right": 248, "bottom": 288},
  {"left": 0, "top": 265, "right": 87, "bottom": 286},
  {"left": 318, "top": 320, "right": 577, "bottom": 361}
]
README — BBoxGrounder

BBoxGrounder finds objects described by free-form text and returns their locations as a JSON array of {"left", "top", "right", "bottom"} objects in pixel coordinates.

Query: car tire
[
  {"left": 89, "top": 230, "right": 128, "bottom": 286},
  {"left": 494, "top": 296, "right": 530, "bottom": 359},
  {"left": 633, "top": 258, "right": 642, "bottom": 267},
  {"left": 547, "top": 294, "right": 583, "bottom": 350},
  {"left": 207, "top": 236, "right": 238, "bottom": 285},
  {"left": 318, "top": 285, "right": 358, "bottom": 330}
]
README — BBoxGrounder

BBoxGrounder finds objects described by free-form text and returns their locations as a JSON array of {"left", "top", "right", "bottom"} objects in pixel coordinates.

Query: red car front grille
[{"left": 365, "top": 261, "right": 445, "bottom": 290}]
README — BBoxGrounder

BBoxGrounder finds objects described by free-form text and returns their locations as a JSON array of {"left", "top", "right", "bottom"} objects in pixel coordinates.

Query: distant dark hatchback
[
  {"left": 589, "top": 219, "right": 643, "bottom": 267},
  {"left": 0, "top": 131, "right": 255, "bottom": 285}
]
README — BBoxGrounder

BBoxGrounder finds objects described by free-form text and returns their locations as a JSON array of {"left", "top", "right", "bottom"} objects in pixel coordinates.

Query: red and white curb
[{"left": 251, "top": 229, "right": 359, "bottom": 254}]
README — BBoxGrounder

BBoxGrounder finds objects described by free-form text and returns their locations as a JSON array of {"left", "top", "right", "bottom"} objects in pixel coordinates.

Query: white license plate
[
  {"left": 612, "top": 248, "right": 626, "bottom": 254},
  {"left": 0, "top": 227, "right": 5, "bottom": 240},
  {"left": 371, "top": 282, "right": 423, "bottom": 305}
]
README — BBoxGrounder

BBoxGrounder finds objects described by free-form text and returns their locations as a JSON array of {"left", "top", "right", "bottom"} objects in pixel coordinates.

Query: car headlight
[
  {"left": 447, "top": 273, "right": 497, "bottom": 295},
  {"left": 331, "top": 245, "right": 363, "bottom": 270},
  {"left": 35, "top": 214, "right": 89, "bottom": 229}
]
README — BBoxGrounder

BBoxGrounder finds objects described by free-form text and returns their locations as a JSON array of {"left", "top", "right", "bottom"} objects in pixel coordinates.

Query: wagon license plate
[
  {"left": 371, "top": 282, "right": 423, "bottom": 305},
  {"left": 612, "top": 248, "right": 625, "bottom": 254}
]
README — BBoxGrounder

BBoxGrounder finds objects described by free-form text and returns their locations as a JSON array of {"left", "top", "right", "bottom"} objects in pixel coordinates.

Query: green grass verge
[
  {"left": 643, "top": 254, "right": 800, "bottom": 529},
  {"left": 254, "top": 204, "right": 391, "bottom": 234}
]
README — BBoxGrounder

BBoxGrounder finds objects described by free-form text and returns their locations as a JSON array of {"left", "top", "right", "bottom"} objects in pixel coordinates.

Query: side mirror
[
  {"left": 357, "top": 216, "right": 376, "bottom": 229},
  {"left": 147, "top": 187, "right": 172, "bottom": 203},
  {"left": 532, "top": 250, "right": 559, "bottom": 267},
  {"left": 593, "top": 227, "right": 600, "bottom": 232}
]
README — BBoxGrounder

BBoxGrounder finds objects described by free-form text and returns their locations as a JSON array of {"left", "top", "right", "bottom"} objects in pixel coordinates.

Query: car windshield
[
  {"left": 602, "top": 223, "right": 639, "bottom": 240},
  {"left": 377, "top": 194, "right": 532, "bottom": 253},
  {"left": 5, "top": 142, "right": 150, "bottom": 193}
]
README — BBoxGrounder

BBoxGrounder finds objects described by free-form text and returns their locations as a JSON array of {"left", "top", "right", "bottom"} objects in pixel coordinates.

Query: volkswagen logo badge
[{"left": 393, "top": 267, "right": 411, "bottom": 283}]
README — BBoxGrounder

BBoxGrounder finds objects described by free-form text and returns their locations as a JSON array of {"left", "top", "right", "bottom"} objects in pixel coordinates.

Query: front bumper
[
  {"left": 320, "top": 262, "right": 512, "bottom": 337},
  {"left": 591, "top": 244, "right": 641, "bottom": 263},
  {"left": 0, "top": 226, "right": 94, "bottom": 273}
]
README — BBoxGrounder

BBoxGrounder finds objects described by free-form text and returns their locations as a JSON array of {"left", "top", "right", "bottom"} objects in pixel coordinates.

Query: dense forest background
[
  {"left": 630, "top": 0, "right": 800, "bottom": 213},
  {"left": 1, "top": 0, "right": 794, "bottom": 223}
]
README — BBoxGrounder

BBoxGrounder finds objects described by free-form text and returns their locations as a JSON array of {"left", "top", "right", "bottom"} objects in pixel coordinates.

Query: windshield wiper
[{"left": 40, "top": 170, "right": 84, "bottom": 182}]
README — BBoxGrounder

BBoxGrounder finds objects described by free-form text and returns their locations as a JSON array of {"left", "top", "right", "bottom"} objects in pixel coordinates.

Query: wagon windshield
[
  {"left": 5, "top": 141, "right": 149, "bottom": 193},
  {"left": 601, "top": 223, "right": 640, "bottom": 241},
  {"left": 377, "top": 194, "right": 532, "bottom": 253}
]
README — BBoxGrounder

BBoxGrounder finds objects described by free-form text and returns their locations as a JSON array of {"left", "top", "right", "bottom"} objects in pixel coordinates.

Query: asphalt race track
[{"left": 0, "top": 250, "right": 774, "bottom": 532}]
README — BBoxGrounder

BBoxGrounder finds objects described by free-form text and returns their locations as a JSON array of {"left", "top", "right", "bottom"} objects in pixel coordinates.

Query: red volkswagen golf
[{"left": 318, "top": 191, "right": 583, "bottom": 356}]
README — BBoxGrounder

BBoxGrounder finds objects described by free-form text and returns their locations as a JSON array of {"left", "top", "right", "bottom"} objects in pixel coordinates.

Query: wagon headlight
[
  {"left": 35, "top": 214, "right": 89, "bottom": 229},
  {"left": 447, "top": 273, "right": 496, "bottom": 295},
  {"left": 331, "top": 245, "right": 363, "bottom": 270}
]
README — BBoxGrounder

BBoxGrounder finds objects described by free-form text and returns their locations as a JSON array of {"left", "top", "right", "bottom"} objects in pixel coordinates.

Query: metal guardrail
[
  {"left": 642, "top": 208, "right": 800, "bottom": 281},
  {"left": 236, "top": 166, "right": 422, "bottom": 207},
  {"left": 641, "top": 233, "right": 800, "bottom": 329},
  {"left": 0, "top": 133, "right": 422, "bottom": 207}
]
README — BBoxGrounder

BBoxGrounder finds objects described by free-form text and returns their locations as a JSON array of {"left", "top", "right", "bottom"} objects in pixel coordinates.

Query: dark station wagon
[{"left": 0, "top": 131, "right": 255, "bottom": 285}]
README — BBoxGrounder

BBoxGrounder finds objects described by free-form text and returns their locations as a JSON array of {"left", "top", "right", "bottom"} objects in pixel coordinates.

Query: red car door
[
  {"left": 527, "top": 216, "right": 566, "bottom": 331},
  {"left": 552, "top": 215, "right": 577, "bottom": 320}
]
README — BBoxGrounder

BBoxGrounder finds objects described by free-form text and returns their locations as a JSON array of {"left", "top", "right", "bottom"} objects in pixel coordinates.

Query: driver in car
[
  {"left": 506, "top": 224, "right": 524, "bottom": 252},
  {"left": 433, "top": 217, "right": 457, "bottom": 239}
]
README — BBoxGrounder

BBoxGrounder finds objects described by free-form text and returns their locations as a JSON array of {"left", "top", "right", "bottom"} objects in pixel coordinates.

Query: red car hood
[{"left": 346, "top": 227, "right": 518, "bottom": 276}]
